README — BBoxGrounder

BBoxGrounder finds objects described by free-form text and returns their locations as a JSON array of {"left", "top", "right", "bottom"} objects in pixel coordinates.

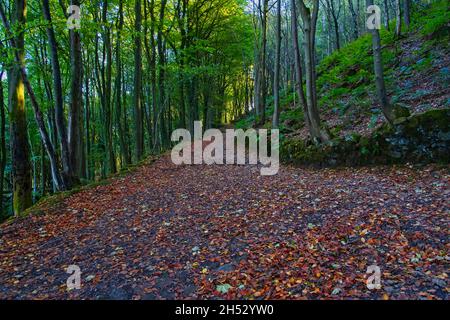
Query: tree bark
[
  {"left": 383, "top": 0, "right": 390, "bottom": 30},
  {"left": 395, "top": 0, "right": 402, "bottom": 38},
  {"left": 134, "top": 0, "right": 144, "bottom": 160},
  {"left": 0, "top": 70, "right": 6, "bottom": 218},
  {"left": 149, "top": 0, "right": 159, "bottom": 146},
  {"left": 272, "top": 0, "right": 282, "bottom": 129},
  {"left": 115, "top": 0, "right": 130, "bottom": 166},
  {"left": 156, "top": 0, "right": 168, "bottom": 148},
  {"left": 101, "top": 0, "right": 115, "bottom": 174},
  {"left": 290, "top": 0, "right": 309, "bottom": 129},
  {"left": 298, "top": 0, "right": 330, "bottom": 143},
  {"left": 68, "top": 0, "right": 83, "bottom": 183},
  {"left": 348, "top": 0, "right": 359, "bottom": 40},
  {"left": 367, "top": 0, "right": 395, "bottom": 123},
  {"left": 6, "top": 0, "right": 32, "bottom": 215},
  {"left": 259, "top": 0, "right": 268, "bottom": 124},
  {"left": 403, "top": 0, "right": 410, "bottom": 29},
  {"left": 42, "top": 0, "right": 73, "bottom": 186}
]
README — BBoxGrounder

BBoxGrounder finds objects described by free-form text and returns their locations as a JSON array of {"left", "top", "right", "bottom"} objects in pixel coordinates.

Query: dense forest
[
  {"left": 0, "top": 0, "right": 448, "bottom": 219},
  {"left": 1, "top": 0, "right": 254, "bottom": 219}
]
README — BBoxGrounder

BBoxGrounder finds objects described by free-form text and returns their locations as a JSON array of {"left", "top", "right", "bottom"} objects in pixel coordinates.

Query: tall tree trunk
[
  {"left": 0, "top": 70, "right": 6, "bottom": 218},
  {"left": 290, "top": 0, "right": 309, "bottom": 129},
  {"left": 395, "top": 0, "right": 402, "bottom": 38},
  {"left": 68, "top": 0, "right": 83, "bottom": 183},
  {"left": 403, "top": 0, "right": 410, "bottom": 29},
  {"left": 134, "top": 0, "right": 144, "bottom": 160},
  {"left": 329, "top": 0, "right": 341, "bottom": 50},
  {"left": 259, "top": 0, "right": 268, "bottom": 124},
  {"left": 384, "top": 0, "right": 390, "bottom": 30},
  {"left": 101, "top": 0, "right": 115, "bottom": 174},
  {"left": 157, "top": 0, "right": 168, "bottom": 148},
  {"left": 176, "top": 0, "right": 187, "bottom": 129},
  {"left": 42, "top": 0, "right": 73, "bottom": 187},
  {"left": 115, "top": 0, "right": 130, "bottom": 166},
  {"left": 272, "top": 0, "right": 282, "bottom": 128},
  {"left": 84, "top": 64, "right": 91, "bottom": 179},
  {"left": 367, "top": 0, "right": 395, "bottom": 123},
  {"left": 298, "top": 0, "right": 329, "bottom": 143},
  {"left": 149, "top": 0, "right": 158, "bottom": 146},
  {"left": 7, "top": 0, "right": 32, "bottom": 216},
  {"left": 143, "top": 0, "right": 153, "bottom": 151},
  {"left": 348, "top": 0, "right": 359, "bottom": 40}
]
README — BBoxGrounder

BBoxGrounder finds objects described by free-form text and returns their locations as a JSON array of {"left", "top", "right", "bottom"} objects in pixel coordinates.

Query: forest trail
[{"left": 0, "top": 156, "right": 448, "bottom": 300}]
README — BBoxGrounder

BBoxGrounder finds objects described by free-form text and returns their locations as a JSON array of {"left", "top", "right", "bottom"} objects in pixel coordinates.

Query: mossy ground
[{"left": 281, "top": 109, "right": 450, "bottom": 167}]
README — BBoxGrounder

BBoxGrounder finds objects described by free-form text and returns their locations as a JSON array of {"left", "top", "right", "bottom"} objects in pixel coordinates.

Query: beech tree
[
  {"left": 367, "top": 0, "right": 395, "bottom": 123},
  {"left": 5, "top": 0, "right": 32, "bottom": 215}
]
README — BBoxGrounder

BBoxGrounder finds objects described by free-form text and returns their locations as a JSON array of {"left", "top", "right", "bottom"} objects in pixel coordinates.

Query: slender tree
[
  {"left": 383, "top": 0, "right": 390, "bottom": 30},
  {"left": 395, "top": 0, "right": 402, "bottom": 38},
  {"left": 273, "top": 0, "right": 282, "bottom": 128},
  {"left": 115, "top": 0, "right": 130, "bottom": 166},
  {"left": 68, "top": 2, "right": 83, "bottom": 182},
  {"left": 291, "top": 0, "right": 309, "bottom": 129},
  {"left": 348, "top": 0, "right": 359, "bottom": 40},
  {"left": 259, "top": 0, "right": 268, "bottom": 124},
  {"left": 0, "top": 69, "right": 6, "bottom": 217},
  {"left": 403, "top": 0, "right": 410, "bottom": 29},
  {"left": 298, "top": 0, "right": 330, "bottom": 143},
  {"left": 367, "top": 0, "right": 395, "bottom": 123},
  {"left": 42, "top": 0, "right": 73, "bottom": 187},
  {"left": 134, "top": 0, "right": 144, "bottom": 160}
]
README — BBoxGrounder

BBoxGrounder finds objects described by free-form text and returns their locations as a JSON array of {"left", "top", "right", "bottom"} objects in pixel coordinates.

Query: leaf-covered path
[{"left": 0, "top": 156, "right": 448, "bottom": 300}]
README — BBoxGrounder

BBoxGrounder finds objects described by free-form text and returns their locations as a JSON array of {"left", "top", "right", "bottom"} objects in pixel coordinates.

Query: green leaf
[{"left": 216, "top": 284, "right": 232, "bottom": 294}]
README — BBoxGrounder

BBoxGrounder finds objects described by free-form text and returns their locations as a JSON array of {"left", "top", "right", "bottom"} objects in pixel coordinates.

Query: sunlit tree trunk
[{"left": 7, "top": 0, "right": 32, "bottom": 216}]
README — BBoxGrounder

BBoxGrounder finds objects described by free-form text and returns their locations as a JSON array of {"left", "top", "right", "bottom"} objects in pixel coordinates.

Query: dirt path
[{"left": 0, "top": 156, "right": 448, "bottom": 300}]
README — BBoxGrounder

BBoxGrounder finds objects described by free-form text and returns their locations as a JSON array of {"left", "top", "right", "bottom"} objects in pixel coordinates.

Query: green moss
[
  {"left": 416, "top": 0, "right": 450, "bottom": 39},
  {"left": 393, "top": 104, "right": 412, "bottom": 119},
  {"left": 281, "top": 109, "right": 450, "bottom": 167}
]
